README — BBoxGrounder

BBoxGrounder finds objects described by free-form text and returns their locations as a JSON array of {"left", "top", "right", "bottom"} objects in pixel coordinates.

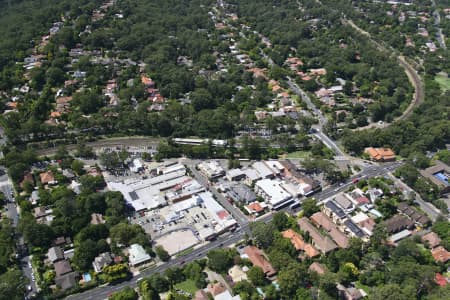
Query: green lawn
[
  {"left": 435, "top": 74, "right": 450, "bottom": 91},
  {"left": 174, "top": 279, "right": 198, "bottom": 294},
  {"left": 285, "top": 150, "right": 311, "bottom": 159}
]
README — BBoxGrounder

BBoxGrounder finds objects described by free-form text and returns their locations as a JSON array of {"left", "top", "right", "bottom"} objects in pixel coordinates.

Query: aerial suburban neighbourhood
[{"left": 0, "top": 0, "right": 449, "bottom": 300}]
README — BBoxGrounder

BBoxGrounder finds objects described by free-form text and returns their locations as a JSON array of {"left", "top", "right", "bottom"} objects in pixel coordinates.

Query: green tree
[
  {"left": 250, "top": 221, "right": 275, "bottom": 249},
  {"left": 155, "top": 246, "right": 170, "bottom": 262},
  {"left": 207, "top": 249, "right": 234, "bottom": 273},
  {"left": 302, "top": 198, "right": 319, "bottom": 217},
  {"left": 272, "top": 212, "right": 289, "bottom": 231},
  {"left": 247, "top": 266, "right": 266, "bottom": 286},
  {"left": 0, "top": 269, "right": 28, "bottom": 300},
  {"left": 148, "top": 274, "right": 170, "bottom": 293},
  {"left": 110, "top": 286, "right": 138, "bottom": 300}
]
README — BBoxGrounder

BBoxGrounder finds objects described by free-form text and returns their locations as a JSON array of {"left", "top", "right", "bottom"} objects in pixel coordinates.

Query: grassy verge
[
  {"left": 284, "top": 150, "right": 312, "bottom": 159},
  {"left": 435, "top": 74, "right": 450, "bottom": 91},
  {"left": 175, "top": 246, "right": 195, "bottom": 258},
  {"left": 174, "top": 279, "right": 198, "bottom": 294}
]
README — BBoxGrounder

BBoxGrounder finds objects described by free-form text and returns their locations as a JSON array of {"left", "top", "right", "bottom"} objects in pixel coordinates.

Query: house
[
  {"left": 351, "top": 212, "right": 376, "bottom": 236},
  {"left": 334, "top": 194, "right": 355, "bottom": 213},
  {"left": 243, "top": 246, "right": 276, "bottom": 277},
  {"left": 364, "top": 147, "right": 396, "bottom": 162},
  {"left": 228, "top": 184, "right": 257, "bottom": 204},
  {"left": 384, "top": 214, "right": 415, "bottom": 234},
  {"left": 215, "top": 290, "right": 241, "bottom": 300},
  {"left": 20, "top": 172, "right": 34, "bottom": 188},
  {"left": 435, "top": 273, "right": 449, "bottom": 287},
  {"left": 431, "top": 246, "right": 450, "bottom": 263},
  {"left": 53, "top": 236, "right": 72, "bottom": 248},
  {"left": 47, "top": 246, "right": 64, "bottom": 263},
  {"left": 308, "top": 262, "right": 327, "bottom": 275},
  {"left": 54, "top": 260, "right": 73, "bottom": 277},
  {"left": 194, "top": 290, "right": 210, "bottom": 300},
  {"left": 311, "top": 212, "right": 349, "bottom": 248},
  {"left": 228, "top": 265, "right": 248, "bottom": 283},
  {"left": 323, "top": 200, "right": 347, "bottom": 223},
  {"left": 421, "top": 232, "right": 441, "bottom": 249},
  {"left": 343, "top": 219, "right": 366, "bottom": 239},
  {"left": 92, "top": 252, "right": 113, "bottom": 273},
  {"left": 245, "top": 201, "right": 267, "bottom": 215},
  {"left": 55, "top": 271, "right": 79, "bottom": 291},
  {"left": 128, "top": 244, "right": 151, "bottom": 266},
  {"left": 34, "top": 206, "right": 54, "bottom": 225},
  {"left": 419, "top": 161, "right": 450, "bottom": 194},
  {"left": 397, "top": 203, "right": 431, "bottom": 227},
  {"left": 40, "top": 170, "right": 56, "bottom": 185},
  {"left": 282, "top": 229, "right": 320, "bottom": 258},
  {"left": 336, "top": 284, "right": 366, "bottom": 300},
  {"left": 91, "top": 213, "right": 105, "bottom": 225},
  {"left": 207, "top": 282, "right": 227, "bottom": 297},
  {"left": 298, "top": 217, "right": 338, "bottom": 254}
]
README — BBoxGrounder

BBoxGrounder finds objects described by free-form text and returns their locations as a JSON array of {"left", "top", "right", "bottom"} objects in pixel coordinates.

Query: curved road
[{"left": 341, "top": 19, "right": 424, "bottom": 130}]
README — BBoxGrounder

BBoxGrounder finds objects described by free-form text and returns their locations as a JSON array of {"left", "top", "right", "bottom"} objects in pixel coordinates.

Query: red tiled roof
[
  {"left": 435, "top": 273, "right": 448, "bottom": 287},
  {"left": 431, "top": 246, "right": 450, "bottom": 263},
  {"left": 244, "top": 246, "right": 276, "bottom": 277},
  {"left": 217, "top": 210, "right": 229, "bottom": 220}
]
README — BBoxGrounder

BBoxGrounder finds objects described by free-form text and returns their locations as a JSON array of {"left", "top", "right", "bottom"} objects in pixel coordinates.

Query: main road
[{"left": 66, "top": 160, "right": 405, "bottom": 300}]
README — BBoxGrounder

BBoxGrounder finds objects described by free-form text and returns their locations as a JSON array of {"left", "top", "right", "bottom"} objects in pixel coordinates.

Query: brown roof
[
  {"left": 311, "top": 212, "right": 349, "bottom": 248},
  {"left": 40, "top": 170, "right": 55, "bottom": 184},
  {"left": 54, "top": 260, "right": 73, "bottom": 277},
  {"left": 90, "top": 213, "right": 105, "bottom": 225},
  {"left": 244, "top": 246, "right": 276, "bottom": 277},
  {"left": 298, "top": 217, "right": 337, "bottom": 253},
  {"left": 246, "top": 202, "right": 264, "bottom": 213},
  {"left": 282, "top": 229, "right": 305, "bottom": 250},
  {"left": 422, "top": 232, "right": 441, "bottom": 249},
  {"left": 308, "top": 262, "right": 327, "bottom": 275},
  {"left": 207, "top": 282, "right": 226, "bottom": 296},
  {"left": 364, "top": 147, "right": 395, "bottom": 162},
  {"left": 384, "top": 214, "right": 414, "bottom": 234},
  {"left": 282, "top": 229, "right": 320, "bottom": 258},
  {"left": 431, "top": 246, "right": 450, "bottom": 263},
  {"left": 56, "top": 96, "right": 72, "bottom": 105},
  {"left": 194, "top": 290, "right": 210, "bottom": 300},
  {"left": 20, "top": 172, "right": 34, "bottom": 187}
]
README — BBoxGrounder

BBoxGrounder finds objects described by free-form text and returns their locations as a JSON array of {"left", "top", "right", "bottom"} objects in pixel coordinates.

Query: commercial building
[
  {"left": 364, "top": 147, "right": 396, "bottom": 162},
  {"left": 107, "top": 170, "right": 188, "bottom": 211},
  {"left": 198, "top": 161, "right": 225, "bottom": 180},
  {"left": 252, "top": 161, "right": 274, "bottom": 179},
  {"left": 255, "top": 179, "right": 293, "bottom": 209},
  {"left": 419, "top": 160, "right": 450, "bottom": 194}
]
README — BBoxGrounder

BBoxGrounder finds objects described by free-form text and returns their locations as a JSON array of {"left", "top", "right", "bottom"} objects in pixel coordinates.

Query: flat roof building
[
  {"left": 198, "top": 161, "right": 225, "bottom": 180},
  {"left": 255, "top": 179, "right": 293, "bottom": 209},
  {"left": 107, "top": 170, "right": 189, "bottom": 211},
  {"left": 420, "top": 160, "right": 450, "bottom": 194}
]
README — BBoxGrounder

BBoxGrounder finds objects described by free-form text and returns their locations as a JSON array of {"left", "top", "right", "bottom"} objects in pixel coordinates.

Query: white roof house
[{"left": 128, "top": 244, "right": 151, "bottom": 266}]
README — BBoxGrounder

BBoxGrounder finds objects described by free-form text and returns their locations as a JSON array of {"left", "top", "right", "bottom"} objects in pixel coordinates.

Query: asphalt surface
[
  {"left": 185, "top": 159, "right": 250, "bottom": 226},
  {"left": 66, "top": 160, "right": 407, "bottom": 300},
  {"left": 387, "top": 173, "right": 441, "bottom": 221}
]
